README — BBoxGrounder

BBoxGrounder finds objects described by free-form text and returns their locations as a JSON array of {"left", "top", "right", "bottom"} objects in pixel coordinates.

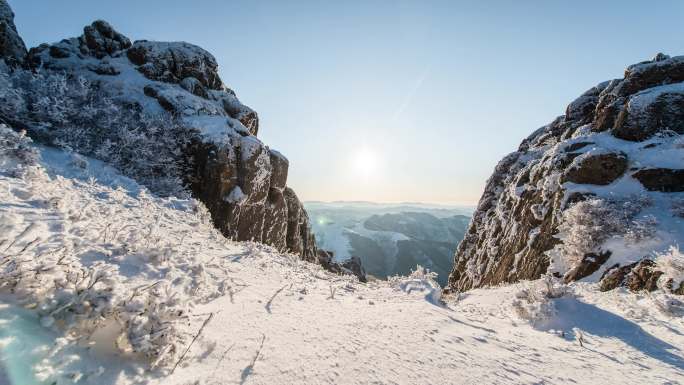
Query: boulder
[
  {"left": 268, "top": 149, "right": 288, "bottom": 189},
  {"left": 614, "top": 54, "right": 684, "bottom": 97},
  {"left": 600, "top": 259, "right": 663, "bottom": 292},
  {"left": 82, "top": 20, "right": 131, "bottom": 58},
  {"left": 562, "top": 152, "right": 628, "bottom": 185},
  {"left": 238, "top": 136, "right": 271, "bottom": 203},
  {"left": 221, "top": 94, "right": 259, "bottom": 136},
  {"left": 127, "top": 40, "right": 223, "bottom": 90},
  {"left": 632, "top": 168, "right": 684, "bottom": 192},
  {"left": 180, "top": 77, "right": 208, "bottom": 98},
  {"left": 342, "top": 256, "right": 367, "bottom": 283},
  {"left": 564, "top": 251, "right": 612, "bottom": 283},
  {"left": 613, "top": 92, "right": 684, "bottom": 141}
]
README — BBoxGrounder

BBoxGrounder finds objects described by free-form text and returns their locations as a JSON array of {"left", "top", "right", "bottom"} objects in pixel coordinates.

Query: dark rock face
[
  {"left": 0, "top": 0, "right": 26, "bottom": 65},
  {"left": 613, "top": 92, "right": 684, "bottom": 141},
  {"left": 126, "top": 40, "right": 222, "bottom": 90},
  {"left": 600, "top": 259, "right": 663, "bottom": 292},
  {"left": 183, "top": 119, "right": 319, "bottom": 264},
  {"left": 342, "top": 256, "right": 367, "bottom": 283},
  {"left": 563, "top": 252, "right": 611, "bottom": 283},
  {"left": 2, "top": 1, "right": 340, "bottom": 275},
  {"left": 313, "top": 250, "right": 367, "bottom": 282},
  {"left": 632, "top": 168, "right": 684, "bottom": 192},
  {"left": 562, "top": 152, "right": 627, "bottom": 185},
  {"left": 27, "top": 20, "right": 131, "bottom": 65},
  {"left": 447, "top": 53, "right": 684, "bottom": 293},
  {"left": 82, "top": 20, "right": 132, "bottom": 58},
  {"left": 283, "top": 187, "right": 318, "bottom": 262}
]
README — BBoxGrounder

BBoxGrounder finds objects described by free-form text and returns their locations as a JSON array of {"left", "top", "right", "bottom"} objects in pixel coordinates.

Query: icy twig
[
  {"left": 240, "top": 334, "right": 266, "bottom": 385},
  {"left": 265, "top": 284, "right": 287, "bottom": 314},
  {"left": 171, "top": 312, "right": 214, "bottom": 374}
]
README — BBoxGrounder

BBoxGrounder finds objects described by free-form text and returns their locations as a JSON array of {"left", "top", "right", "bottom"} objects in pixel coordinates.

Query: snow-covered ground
[{"left": 1, "top": 135, "right": 683, "bottom": 384}]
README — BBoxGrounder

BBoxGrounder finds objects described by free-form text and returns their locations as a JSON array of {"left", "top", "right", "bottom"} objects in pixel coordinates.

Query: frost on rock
[
  {"left": 0, "top": 2, "right": 322, "bottom": 267},
  {"left": 448, "top": 53, "right": 684, "bottom": 293}
]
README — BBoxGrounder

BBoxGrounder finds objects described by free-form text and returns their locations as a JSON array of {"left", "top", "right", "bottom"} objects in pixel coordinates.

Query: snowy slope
[{"left": 1, "top": 133, "right": 683, "bottom": 384}]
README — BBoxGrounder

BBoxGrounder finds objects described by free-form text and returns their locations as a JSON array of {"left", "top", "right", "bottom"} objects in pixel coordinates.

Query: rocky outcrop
[
  {"left": 127, "top": 41, "right": 221, "bottom": 89},
  {"left": 447, "top": 53, "right": 684, "bottom": 293},
  {"left": 0, "top": 0, "right": 26, "bottom": 65},
  {"left": 342, "top": 256, "right": 367, "bottom": 283},
  {"left": 563, "top": 252, "right": 612, "bottom": 283},
  {"left": 1, "top": 2, "right": 350, "bottom": 274},
  {"left": 600, "top": 258, "right": 684, "bottom": 294},
  {"left": 632, "top": 168, "right": 684, "bottom": 192},
  {"left": 599, "top": 259, "right": 662, "bottom": 292},
  {"left": 562, "top": 152, "right": 627, "bottom": 185}
]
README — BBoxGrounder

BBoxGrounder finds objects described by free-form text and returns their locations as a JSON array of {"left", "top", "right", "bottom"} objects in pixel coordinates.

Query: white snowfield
[{"left": 1, "top": 136, "right": 683, "bottom": 384}]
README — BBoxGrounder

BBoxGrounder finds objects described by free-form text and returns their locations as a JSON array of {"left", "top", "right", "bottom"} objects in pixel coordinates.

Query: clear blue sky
[{"left": 10, "top": 1, "right": 684, "bottom": 204}]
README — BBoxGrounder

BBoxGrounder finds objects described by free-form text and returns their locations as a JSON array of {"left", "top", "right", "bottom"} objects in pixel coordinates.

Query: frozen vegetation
[
  {"left": 0, "top": 2, "right": 683, "bottom": 383},
  {"left": 1, "top": 126, "right": 683, "bottom": 385}
]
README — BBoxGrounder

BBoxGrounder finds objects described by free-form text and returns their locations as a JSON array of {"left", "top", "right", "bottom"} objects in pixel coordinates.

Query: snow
[
  {"left": 1, "top": 140, "right": 683, "bottom": 384},
  {"left": 224, "top": 186, "right": 246, "bottom": 204},
  {"left": 388, "top": 266, "right": 442, "bottom": 305},
  {"left": 627, "top": 81, "right": 684, "bottom": 113},
  {"left": 27, "top": 39, "right": 247, "bottom": 146},
  {"left": 546, "top": 130, "right": 684, "bottom": 279}
]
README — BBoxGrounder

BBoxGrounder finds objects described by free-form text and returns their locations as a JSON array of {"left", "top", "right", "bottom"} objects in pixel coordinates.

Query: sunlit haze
[{"left": 11, "top": 0, "right": 684, "bottom": 204}]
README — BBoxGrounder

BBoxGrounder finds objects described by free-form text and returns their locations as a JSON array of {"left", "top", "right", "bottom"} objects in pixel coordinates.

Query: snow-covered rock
[
  {"left": 447, "top": 54, "right": 684, "bottom": 294},
  {"left": 0, "top": 1, "right": 325, "bottom": 268}
]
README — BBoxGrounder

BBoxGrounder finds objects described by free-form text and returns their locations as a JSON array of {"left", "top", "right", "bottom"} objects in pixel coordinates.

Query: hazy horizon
[{"left": 11, "top": 0, "right": 684, "bottom": 204}]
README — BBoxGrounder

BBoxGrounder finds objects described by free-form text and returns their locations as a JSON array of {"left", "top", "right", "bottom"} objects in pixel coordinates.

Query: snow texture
[{"left": 1, "top": 132, "right": 683, "bottom": 385}]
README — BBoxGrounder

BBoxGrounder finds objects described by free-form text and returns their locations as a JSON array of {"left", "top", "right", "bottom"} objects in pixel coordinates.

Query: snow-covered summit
[{"left": 0, "top": 0, "right": 332, "bottom": 271}]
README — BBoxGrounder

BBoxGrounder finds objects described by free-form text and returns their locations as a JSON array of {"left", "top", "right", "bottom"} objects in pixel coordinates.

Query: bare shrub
[
  {"left": 656, "top": 246, "right": 684, "bottom": 293},
  {"left": 0, "top": 124, "right": 39, "bottom": 174},
  {"left": 557, "top": 195, "right": 656, "bottom": 270},
  {"left": 512, "top": 275, "right": 567, "bottom": 326}
]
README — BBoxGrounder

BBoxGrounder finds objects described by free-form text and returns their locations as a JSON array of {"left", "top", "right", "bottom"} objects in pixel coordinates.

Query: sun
[{"left": 352, "top": 147, "right": 378, "bottom": 178}]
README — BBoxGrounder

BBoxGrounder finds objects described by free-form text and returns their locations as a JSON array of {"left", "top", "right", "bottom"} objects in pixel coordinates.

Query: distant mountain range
[{"left": 305, "top": 202, "right": 473, "bottom": 286}]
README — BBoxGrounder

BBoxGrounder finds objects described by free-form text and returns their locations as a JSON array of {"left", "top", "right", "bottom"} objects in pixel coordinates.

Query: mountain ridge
[
  {"left": 0, "top": 0, "right": 365, "bottom": 278},
  {"left": 447, "top": 53, "right": 684, "bottom": 294}
]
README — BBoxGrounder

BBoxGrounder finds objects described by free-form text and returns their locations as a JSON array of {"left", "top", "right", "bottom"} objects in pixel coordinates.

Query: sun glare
[{"left": 352, "top": 147, "right": 378, "bottom": 178}]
